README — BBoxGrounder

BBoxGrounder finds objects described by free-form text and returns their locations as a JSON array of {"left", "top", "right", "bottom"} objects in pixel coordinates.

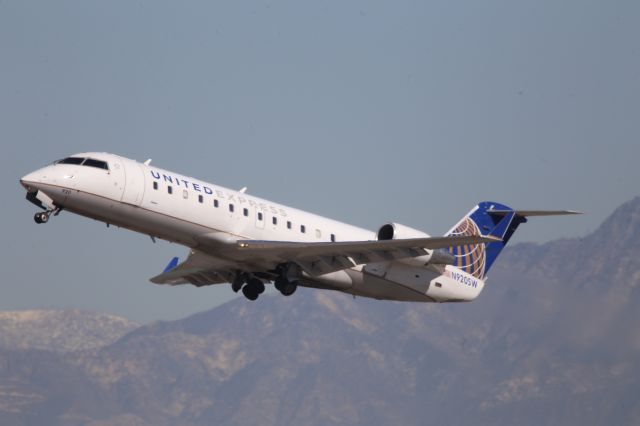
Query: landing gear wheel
[
  {"left": 280, "top": 281, "right": 297, "bottom": 296},
  {"left": 242, "top": 284, "right": 259, "bottom": 301},
  {"left": 249, "top": 278, "right": 265, "bottom": 295},
  {"left": 277, "top": 278, "right": 297, "bottom": 296},
  {"left": 34, "top": 212, "right": 49, "bottom": 224},
  {"left": 274, "top": 276, "right": 287, "bottom": 293}
]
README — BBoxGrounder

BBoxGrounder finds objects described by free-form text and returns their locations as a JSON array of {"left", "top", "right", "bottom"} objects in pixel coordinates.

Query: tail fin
[{"left": 445, "top": 202, "right": 580, "bottom": 280}]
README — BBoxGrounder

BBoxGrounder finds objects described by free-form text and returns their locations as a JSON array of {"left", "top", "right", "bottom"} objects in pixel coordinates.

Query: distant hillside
[
  {"left": 0, "top": 310, "right": 139, "bottom": 352},
  {"left": 1, "top": 198, "right": 640, "bottom": 426}
]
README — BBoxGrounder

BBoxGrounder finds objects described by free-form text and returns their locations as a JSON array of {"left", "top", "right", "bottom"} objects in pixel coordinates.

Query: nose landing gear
[
  {"left": 33, "top": 207, "right": 62, "bottom": 224},
  {"left": 34, "top": 212, "right": 49, "bottom": 224}
]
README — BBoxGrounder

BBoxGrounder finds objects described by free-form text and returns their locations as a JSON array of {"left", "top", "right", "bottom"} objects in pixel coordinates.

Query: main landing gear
[
  {"left": 232, "top": 271, "right": 299, "bottom": 301},
  {"left": 34, "top": 207, "right": 62, "bottom": 224},
  {"left": 232, "top": 273, "right": 266, "bottom": 301},
  {"left": 242, "top": 278, "right": 265, "bottom": 301}
]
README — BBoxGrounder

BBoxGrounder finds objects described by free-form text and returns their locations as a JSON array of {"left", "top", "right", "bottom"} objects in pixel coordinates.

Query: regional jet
[{"left": 20, "top": 153, "right": 579, "bottom": 301}]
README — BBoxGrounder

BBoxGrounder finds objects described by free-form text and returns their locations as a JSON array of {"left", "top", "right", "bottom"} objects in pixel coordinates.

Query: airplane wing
[
  {"left": 151, "top": 235, "right": 499, "bottom": 286},
  {"left": 209, "top": 234, "right": 499, "bottom": 276}
]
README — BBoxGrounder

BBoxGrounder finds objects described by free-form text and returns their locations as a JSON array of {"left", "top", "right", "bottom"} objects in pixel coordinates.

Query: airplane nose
[{"left": 20, "top": 171, "right": 43, "bottom": 191}]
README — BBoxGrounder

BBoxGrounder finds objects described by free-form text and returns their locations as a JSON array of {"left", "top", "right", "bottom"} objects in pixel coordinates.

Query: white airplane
[{"left": 20, "top": 153, "right": 579, "bottom": 302}]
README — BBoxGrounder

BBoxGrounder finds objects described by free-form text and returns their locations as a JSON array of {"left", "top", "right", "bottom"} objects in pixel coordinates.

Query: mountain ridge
[
  {"left": 0, "top": 309, "right": 139, "bottom": 353},
  {"left": 1, "top": 196, "right": 640, "bottom": 425}
]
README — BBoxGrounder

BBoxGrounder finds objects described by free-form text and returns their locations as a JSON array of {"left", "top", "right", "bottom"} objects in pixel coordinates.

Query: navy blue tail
[{"left": 445, "top": 202, "right": 527, "bottom": 279}]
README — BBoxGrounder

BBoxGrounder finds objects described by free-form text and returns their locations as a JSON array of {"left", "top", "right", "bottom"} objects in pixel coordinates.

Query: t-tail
[{"left": 445, "top": 202, "right": 581, "bottom": 281}]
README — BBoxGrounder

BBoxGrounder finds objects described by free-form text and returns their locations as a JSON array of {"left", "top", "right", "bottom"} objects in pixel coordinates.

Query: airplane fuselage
[{"left": 20, "top": 152, "right": 491, "bottom": 303}]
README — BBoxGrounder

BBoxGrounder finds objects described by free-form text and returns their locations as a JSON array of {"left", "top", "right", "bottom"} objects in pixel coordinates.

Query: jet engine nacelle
[
  {"left": 377, "top": 223, "right": 434, "bottom": 266},
  {"left": 377, "top": 223, "right": 430, "bottom": 241}
]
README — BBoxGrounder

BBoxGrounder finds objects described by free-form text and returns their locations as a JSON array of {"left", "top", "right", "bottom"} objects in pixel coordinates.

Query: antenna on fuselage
[
  {"left": 143, "top": 159, "right": 152, "bottom": 165},
  {"left": 239, "top": 187, "right": 248, "bottom": 194}
]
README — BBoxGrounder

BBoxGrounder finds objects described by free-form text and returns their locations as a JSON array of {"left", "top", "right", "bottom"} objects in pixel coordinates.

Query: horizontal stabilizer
[{"left": 488, "top": 209, "right": 583, "bottom": 217}]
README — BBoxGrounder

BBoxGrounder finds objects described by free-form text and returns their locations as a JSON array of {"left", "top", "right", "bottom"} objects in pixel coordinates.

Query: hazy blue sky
[{"left": 1, "top": 0, "right": 638, "bottom": 322}]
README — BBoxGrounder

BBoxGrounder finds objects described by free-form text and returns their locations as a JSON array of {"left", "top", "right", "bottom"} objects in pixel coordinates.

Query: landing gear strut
[{"left": 231, "top": 273, "right": 248, "bottom": 293}]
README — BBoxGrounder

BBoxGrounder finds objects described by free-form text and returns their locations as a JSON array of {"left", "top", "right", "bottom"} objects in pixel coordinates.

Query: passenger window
[
  {"left": 214, "top": 199, "right": 219, "bottom": 208},
  {"left": 198, "top": 195, "right": 203, "bottom": 203},
  {"left": 287, "top": 221, "right": 292, "bottom": 230},
  {"left": 331, "top": 234, "right": 336, "bottom": 242},
  {"left": 272, "top": 217, "right": 277, "bottom": 225},
  {"left": 229, "top": 204, "right": 234, "bottom": 213},
  {"left": 243, "top": 208, "right": 249, "bottom": 217},
  {"left": 301, "top": 225, "right": 306, "bottom": 233},
  {"left": 168, "top": 186, "right": 173, "bottom": 194},
  {"left": 183, "top": 190, "right": 188, "bottom": 199},
  {"left": 258, "top": 212, "right": 263, "bottom": 221},
  {"left": 153, "top": 182, "right": 158, "bottom": 190}
]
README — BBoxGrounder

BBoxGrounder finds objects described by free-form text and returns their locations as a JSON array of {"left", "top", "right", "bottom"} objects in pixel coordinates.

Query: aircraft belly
[
  {"left": 302, "top": 270, "right": 353, "bottom": 291},
  {"left": 348, "top": 269, "right": 434, "bottom": 302}
]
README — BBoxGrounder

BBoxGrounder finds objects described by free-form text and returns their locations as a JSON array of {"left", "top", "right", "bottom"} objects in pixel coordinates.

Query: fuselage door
[{"left": 121, "top": 161, "right": 145, "bottom": 206}]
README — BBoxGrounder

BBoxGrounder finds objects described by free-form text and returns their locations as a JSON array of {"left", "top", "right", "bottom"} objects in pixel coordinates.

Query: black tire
[
  {"left": 249, "top": 278, "right": 265, "bottom": 294},
  {"left": 242, "top": 285, "right": 259, "bottom": 301},
  {"left": 274, "top": 276, "right": 284, "bottom": 292},
  {"left": 280, "top": 281, "right": 298, "bottom": 296},
  {"left": 34, "top": 212, "right": 47, "bottom": 224}
]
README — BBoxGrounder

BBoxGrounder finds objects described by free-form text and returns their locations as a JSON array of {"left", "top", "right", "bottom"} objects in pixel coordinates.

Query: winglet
[{"left": 163, "top": 256, "right": 179, "bottom": 273}]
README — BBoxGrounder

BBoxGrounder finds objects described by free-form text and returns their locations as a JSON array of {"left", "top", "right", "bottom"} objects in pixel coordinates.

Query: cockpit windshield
[
  {"left": 57, "top": 157, "right": 85, "bottom": 165},
  {"left": 82, "top": 159, "right": 109, "bottom": 170},
  {"left": 55, "top": 157, "right": 109, "bottom": 170}
]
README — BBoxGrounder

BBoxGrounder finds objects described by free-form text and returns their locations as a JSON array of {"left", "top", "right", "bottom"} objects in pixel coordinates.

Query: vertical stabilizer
[{"left": 445, "top": 202, "right": 527, "bottom": 280}]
